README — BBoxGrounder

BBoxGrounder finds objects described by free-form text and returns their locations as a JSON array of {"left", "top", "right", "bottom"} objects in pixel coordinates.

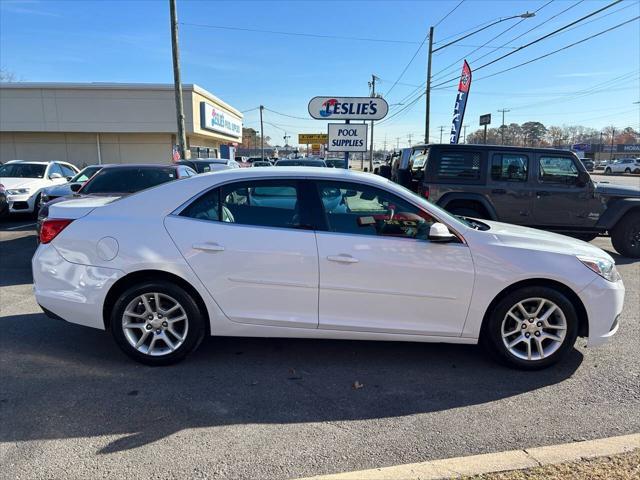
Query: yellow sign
[
  {"left": 299, "top": 133, "right": 328, "bottom": 144},
  {"left": 311, "top": 144, "right": 322, "bottom": 150}
]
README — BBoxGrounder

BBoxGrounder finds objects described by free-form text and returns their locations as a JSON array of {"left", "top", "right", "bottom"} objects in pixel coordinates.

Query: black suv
[{"left": 405, "top": 144, "right": 640, "bottom": 257}]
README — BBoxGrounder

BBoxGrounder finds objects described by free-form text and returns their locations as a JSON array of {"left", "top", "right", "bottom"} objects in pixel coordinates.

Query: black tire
[
  {"left": 611, "top": 211, "right": 640, "bottom": 258},
  {"left": 480, "top": 286, "right": 579, "bottom": 370},
  {"left": 633, "top": 168, "right": 640, "bottom": 174},
  {"left": 110, "top": 281, "right": 206, "bottom": 365},
  {"left": 31, "top": 193, "right": 42, "bottom": 219},
  {"left": 624, "top": 168, "right": 631, "bottom": 174},
  {"left": 449, "top": 206, "right": 486, "bottom": 219},
  {"left": 604, "top": 167, "right": 612, "bottom": 175}
]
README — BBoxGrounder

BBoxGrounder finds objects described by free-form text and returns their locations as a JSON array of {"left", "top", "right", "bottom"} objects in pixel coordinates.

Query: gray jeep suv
[{"left": 406, "top": 144, "right": 640, "bottom": 258}]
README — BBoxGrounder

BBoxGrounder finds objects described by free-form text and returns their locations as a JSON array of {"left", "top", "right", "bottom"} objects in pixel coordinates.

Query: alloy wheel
[
  {"left": 501, "top": 297, "right": 567, "bottom": 361},
  {"left": 121, "top": 292, "right": 189, "bottom": 356}
]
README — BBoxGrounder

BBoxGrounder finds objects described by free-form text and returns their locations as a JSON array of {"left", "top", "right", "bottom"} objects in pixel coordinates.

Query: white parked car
[
  {"left": 0, "top": 160, "right": 79, "bottom": 215},
  {"left": 604, "top": 158, "right": 640, "bottom": 174},
  {"left": 33, "top": 168, "right": 624, "bottom": 369}
]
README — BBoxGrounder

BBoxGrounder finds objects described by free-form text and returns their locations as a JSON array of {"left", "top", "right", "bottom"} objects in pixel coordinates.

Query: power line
[
  {"left": 430, "top": 0, "right": 629, "bottom": 89},
  {"left": 180, "top": 22, "right": 420, "bottom": 45},
  {"left": 384, "top": 33, "right": 429, "bottom": 97},
  {"left": 434, "top": 0, "right": 466, "bottom": 27},
  {"left": 473, "top": 16, "right": 640, "bottom": 83},
  {"left": 431, "top": 0, "right": 554, "bottom": 81},
  {"left": 262, "top": 107, "right": 312, "bottom": 121}
]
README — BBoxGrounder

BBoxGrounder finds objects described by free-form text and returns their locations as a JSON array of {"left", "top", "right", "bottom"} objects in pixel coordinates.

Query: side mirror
[
  {"left": 70, "top": 183, "right": 82, "bottom": 193},
  {"left": 428, "top": 222, "right": 456, "bottom": 243},
  {"left": 49, "top": 172, "right": 63, "bottom": 179},
  {"left": 577, "top": 171, "right": 590, "bottom": 187}
]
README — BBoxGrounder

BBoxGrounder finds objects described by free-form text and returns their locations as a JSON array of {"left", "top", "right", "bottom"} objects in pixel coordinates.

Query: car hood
[
  {"left": 478, "top": 220, "right": 613, "bottom": 261},
  {"left": 594, "top": 182, "right": 640, "bottom": 197},
  {"left": 0, "top": 177, "right": 47, "bottom": 190}
]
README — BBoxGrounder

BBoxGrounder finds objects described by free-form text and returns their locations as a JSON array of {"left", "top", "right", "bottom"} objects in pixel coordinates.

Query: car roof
[
  {"left": 186, "top": 158, "right": 228, "bottom": 163},
  {"left": 197, "top": 166, "right": 384, "bottom": 183},
  {"left": 4, "top": 160, "right": 57, "bottom": 165},
  {"left": 411, "top": 143, "right": 577, "bottom": 155},
  {"left": 98, "top": 164, "right": 179, "bottom": 170}
]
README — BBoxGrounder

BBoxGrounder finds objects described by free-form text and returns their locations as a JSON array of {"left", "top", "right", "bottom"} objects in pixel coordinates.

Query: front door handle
[
  {"left": 193, "top": 242, "right": 224, "bottom": 252},
  {"left": 327, "top": 254, "right": 359, "bottom": 264},
  {"left": 491, "top": 188, "right": 506, "bottom": 194},
  {"left": 536, "top": 191, "right": 551, "bottom": 197}
]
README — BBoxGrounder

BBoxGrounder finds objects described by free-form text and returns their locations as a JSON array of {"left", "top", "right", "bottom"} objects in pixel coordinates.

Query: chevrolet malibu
[{"left": 32, "top": 168, "right": 624, "bottom": 369}]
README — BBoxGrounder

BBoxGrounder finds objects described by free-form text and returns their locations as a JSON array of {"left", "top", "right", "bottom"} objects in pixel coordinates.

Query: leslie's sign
[
  {"left": 308, "top": 96, "right": 388, "bottom": 120},
  {"left": 200, "top": 101, "right": 242, "bottom": 138}
]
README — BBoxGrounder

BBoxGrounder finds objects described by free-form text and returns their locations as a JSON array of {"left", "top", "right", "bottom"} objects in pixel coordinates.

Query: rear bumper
[
  {"left": 32, "top": 243, "right": 124, "bottom": 330},
  {"left": 579, "top": 275, "right": 625, "bottom": 347}
]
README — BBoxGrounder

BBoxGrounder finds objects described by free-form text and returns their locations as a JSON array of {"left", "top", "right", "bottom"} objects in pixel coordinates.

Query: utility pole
[
  {"left": 396, "top": 137, "right": 400, "bottom": 150},
  {"left": 383, "top": 134, "right": 387, "bottom": 154},
  {"left": 498, "top": 108, "right": 510, "bottom": 144},
  {"left": 463, "top": 124, "right": 469, "bottom": 143},
  {"left": 368, "top": 74, "right": 377, "bottom": 172},
  {"left": 169, "top": 0, "right": 187, "bottom": 159},
  {"left": 439, "top": 126, "right": 445, "bottom": 144},
  {"left": 407, "top": 133, "right": 413, "bottom": 146},
  {"left": 424, "top": 26, "right": 434, "bottom": 144},
  {"left": 610, "top": 127, "right": 615, "bottom": 161},
  {"left": 259, "top": 105, "right": 264, "bottom": 160}
]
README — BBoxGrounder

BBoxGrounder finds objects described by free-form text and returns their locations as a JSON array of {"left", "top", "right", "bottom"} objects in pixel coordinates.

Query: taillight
[{"left": 40, "top": 219, "right": 73, "bottom": 244}]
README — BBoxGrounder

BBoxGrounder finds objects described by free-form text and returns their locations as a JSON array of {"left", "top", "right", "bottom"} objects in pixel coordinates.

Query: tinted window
[
  {"left": 180, "top": 188, "right": 234, "bottom": 222},
  {"left": 491, "top": 154, "right": 528, "bottom": 182},
  {"left": 275, "top": 160, "right": 325, "bottom": 167},
  {"left": 317, "top": 181, "right": 433, "bottom": 240},
  {"left": 48, "top": 163, "right": 63, "bottom": 178},
  {"left": 539, "top": 156, "right": 578, "bottom": 184},
  {"left": 81, "top": 167, "right": 177, "bottom": 194},
  {"left": 410, "top": 147, "right": 429, "bottom": 170},
  {"left": 72, "top": 166, "right": 102, "bottom": 183},
  {"left": 436, "top": 151, "right": 481, "bottom": 180},
  {"left": 206, "top": 180, "right": 304, "bottom": 229},
  {"left": 59, "top": 164, "right": 77, "bottom": 178},
  {"left": 0, "top": 163, "right": 46, "bottom": 178}
]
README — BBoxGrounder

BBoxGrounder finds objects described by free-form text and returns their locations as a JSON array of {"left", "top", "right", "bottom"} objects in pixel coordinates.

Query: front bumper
[
  {"left": 32, "top": 243, "right": 124, "bottom": 330},
  {"left": 7, "top": 193, "right": 36, "bottom": 213},
  {"left": 579, "top": 275, "right": 625, "bottom": 347}
]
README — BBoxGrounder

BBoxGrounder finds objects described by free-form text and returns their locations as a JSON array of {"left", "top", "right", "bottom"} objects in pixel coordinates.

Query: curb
[{"left": 297, "top": 433, "right": 640, "bottom": 480}]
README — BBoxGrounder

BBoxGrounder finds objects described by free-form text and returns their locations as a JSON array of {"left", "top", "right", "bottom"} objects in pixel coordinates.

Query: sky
[{"left": 1, "top": 0, "right": 639, "bottom": 148}]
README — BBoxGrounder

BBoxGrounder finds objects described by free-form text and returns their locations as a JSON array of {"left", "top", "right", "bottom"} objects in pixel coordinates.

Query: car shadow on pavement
[{"left": 0, "top": 312, "right": 583, "bottom": 454}]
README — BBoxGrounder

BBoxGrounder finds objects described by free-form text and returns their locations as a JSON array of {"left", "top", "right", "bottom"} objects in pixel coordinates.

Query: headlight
[
  {"left": 7, "top": 188, "right": 30, "bottom": 195},
  {"left": 577, "top": 256, "right": 620, "bottom": 282}
]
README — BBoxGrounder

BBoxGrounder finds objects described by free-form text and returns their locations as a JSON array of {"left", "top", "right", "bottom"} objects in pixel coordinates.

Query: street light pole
[
  {"left": 424, "top": 12, "right": 535, "bottom": 148},
  {"left": 369, "top": 74, "right": 377, "bottom": 172},
  {"left": 424, "top": 26, "right": 434, "bottom": 144},
  {"left": 169, "top": 0, "right": 187, "bottom": 159}
]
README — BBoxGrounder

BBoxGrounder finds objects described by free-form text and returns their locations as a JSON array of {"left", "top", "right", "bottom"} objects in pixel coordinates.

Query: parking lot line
[{"left": 3, "top": 222, "right": 37, "bottom": 231}]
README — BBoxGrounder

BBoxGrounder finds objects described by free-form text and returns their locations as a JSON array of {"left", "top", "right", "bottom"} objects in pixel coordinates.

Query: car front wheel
[
  {"left": 624, "top": 168, "right": 631, "bottom": 174},
  {"left": 604, "top": 167, "right": 612, "bottom": 174},
  {"left": 611, "top": 212, "right": 640, "bottom": 258},
  {"left": 481, "top": 287, "right": 578, "bottom": 370},
  {"left": 110, "top": 281, "right": 206, "bottom": 365}
]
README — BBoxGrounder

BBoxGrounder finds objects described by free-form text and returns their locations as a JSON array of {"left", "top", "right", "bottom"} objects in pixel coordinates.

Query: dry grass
[{"left": 468, "top": 449, "right": 640, "bottom": 479}]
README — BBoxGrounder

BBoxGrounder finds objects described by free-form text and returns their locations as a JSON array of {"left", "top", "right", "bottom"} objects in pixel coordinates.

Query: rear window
[
  {"left": 81, "top": 167, "right": 177, "bottom": 194},
  {"left": 435, "top": 151, "right": 482, "bottom": 181},
  {"left": 491, "top": 154, "right": 528, "bottom": 182}
]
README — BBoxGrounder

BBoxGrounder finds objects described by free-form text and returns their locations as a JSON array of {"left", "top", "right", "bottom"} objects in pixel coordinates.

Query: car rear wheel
[
  {"left": 604, "top": 167, "right": 612, "bottom": 175},
  {"left": 624, "top": 168, "right": 631, "bottom": 174},
  {"left": 110, "top": 281, "right": 206, "bottom": 365},
  {"left": 611, "top": 212, "right": 640, "bottom": 258},
  {"left": 481, "top": 287, "right": 578, "bottom": 370}
]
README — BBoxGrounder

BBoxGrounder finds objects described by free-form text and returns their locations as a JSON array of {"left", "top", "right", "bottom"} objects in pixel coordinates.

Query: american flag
[{"left": 172, "top": 145, "right": 180, "bottom": 162}]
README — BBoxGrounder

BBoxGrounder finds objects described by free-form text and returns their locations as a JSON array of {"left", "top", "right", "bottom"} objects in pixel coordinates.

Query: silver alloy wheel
[
  {"left": 501, "top": 297, "right": 567, "bottom": 361},
  {"left": 122, "top": 292, "right": 189, "bottom": 356}
]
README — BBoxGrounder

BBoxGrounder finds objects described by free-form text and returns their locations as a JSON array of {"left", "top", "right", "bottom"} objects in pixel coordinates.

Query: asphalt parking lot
[{"left": 1, "top": 214, "right": 639, "bottom": 480}]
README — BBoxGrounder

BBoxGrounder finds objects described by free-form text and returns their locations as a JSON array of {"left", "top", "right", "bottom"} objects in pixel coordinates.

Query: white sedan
[{"left": 32, "top": 168, "right": 624, "bottom": 369}]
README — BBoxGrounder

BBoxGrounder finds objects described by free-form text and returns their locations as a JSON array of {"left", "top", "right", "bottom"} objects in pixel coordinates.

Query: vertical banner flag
[{"left": 449, "top": 60, "right": 472, "bottom": 144}]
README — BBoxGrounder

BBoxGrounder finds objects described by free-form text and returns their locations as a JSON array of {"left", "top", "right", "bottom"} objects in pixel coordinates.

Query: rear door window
[
  {"left": 435, "top": 150, "right": 483, "bottom": 182},
  {"left": 491, "top": 154, "right": 529, "bottom": 182}
]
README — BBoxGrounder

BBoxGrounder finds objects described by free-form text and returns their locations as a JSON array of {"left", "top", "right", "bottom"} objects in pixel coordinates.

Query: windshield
[
  {"left": 325, "top": 159, "right": 346, "bottom": 168},
  {"left": 410, "top": 147, "right": 429, "bottom": 169},
  {"left": 71, "top": 166, "right": 102, "bottom": 183},
  {"left": 0, "top": 163, "right": 47, "bottom": 178},
  {"left": 81, "top": 167, "right": 177, "bottom": 194},
  {"left": 276, "top": 160, "right": 325, "bottom": 167}
]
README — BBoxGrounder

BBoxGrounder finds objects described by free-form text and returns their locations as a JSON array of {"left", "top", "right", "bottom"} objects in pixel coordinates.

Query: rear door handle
[
  {"left": 491, "top": 188, "right": 506, "bottom": 194},
  {"left": 536, "top": 191, "right": 551, "bottom": 196},
  {"left": 327, "top": 254, "right": 359, "bottom": 264},
  {"left": 193, "top": 242, "right": 224, "bottom": 252}
]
